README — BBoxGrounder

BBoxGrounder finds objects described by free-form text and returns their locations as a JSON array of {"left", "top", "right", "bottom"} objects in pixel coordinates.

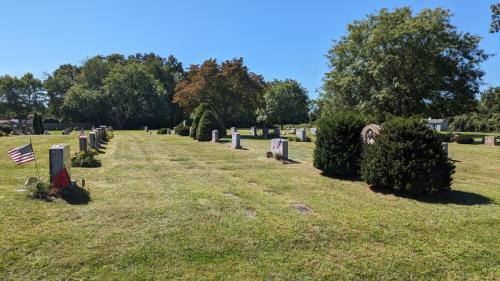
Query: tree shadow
[
  {"left": 60, "top": 184, "right": 91, "bottom": 205},
  {"left": 369, "top": 186, "right": 492, "bottom": 206}
]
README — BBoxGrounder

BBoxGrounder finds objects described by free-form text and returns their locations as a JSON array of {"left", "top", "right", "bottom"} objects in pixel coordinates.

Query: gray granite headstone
[
  {"left": 262, "top": 127, "right": 268, "bottom": 139},
  {"left": 89, "top": 131, "right": 97, "bottom": 149},
  {"left": 212, "top": 130, "right": 219, "bottom": 142},
  {"left": 79, "top": 135, "right": 88, "bottom": 152},
  {"left": 271, "top": 138, "right": 288, "bottom": 159},
  {"left": 273, "top": 128, "right": 280, "bottom": 138},
  {"left": 49, "top": 144, "right": 71, "bottom": 183},
  {"left": 250, "top": 126, "right": 257, "bottom": 136},
  {"left": 296, "top": 128, "right": 307, "bottom": 142},
  {"left": 441, "top": 142, "right": 448, "bottom": 157},
  {"left": 232, "top": 132, "right": 241, "bottom": 149}
]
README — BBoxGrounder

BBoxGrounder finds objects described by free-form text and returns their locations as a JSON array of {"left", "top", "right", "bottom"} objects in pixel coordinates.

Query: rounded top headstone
[{"left": 361, "top": 124, "right": 381, "bottom": 144}]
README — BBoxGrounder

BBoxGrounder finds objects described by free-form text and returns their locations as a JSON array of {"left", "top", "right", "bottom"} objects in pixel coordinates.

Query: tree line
[{"left": 1, "top": 6, "right": 499, "bottom": 130}]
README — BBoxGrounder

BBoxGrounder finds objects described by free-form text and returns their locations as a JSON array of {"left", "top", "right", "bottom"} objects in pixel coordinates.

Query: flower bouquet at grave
[{"left": 71, "top": 149, "right": 101, "bottom": 168}]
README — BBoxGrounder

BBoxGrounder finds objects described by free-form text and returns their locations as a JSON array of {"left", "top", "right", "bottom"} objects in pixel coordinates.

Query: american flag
[{"left": 8, "top": 143, "right": 36, "bottom": 165}]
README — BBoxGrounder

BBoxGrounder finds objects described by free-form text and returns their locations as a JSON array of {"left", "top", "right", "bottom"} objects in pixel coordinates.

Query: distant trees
[
  {"left": 0, "top": 73, "right": 45, "bottom": 118},
  {"left": 258, "top": 79, "right": 310, "bottom": 128},
  {"left": 44, "top": 64, "right": 79, "bottom": 118},
  {"left": 320, "top": 7, "right": 488, "bottom": 120},
  {"left": 479, "top": 86, "right": 500, "bottom": 113},
  {"left": 174, "top": 58, "right": 265, "bottom": 127}
]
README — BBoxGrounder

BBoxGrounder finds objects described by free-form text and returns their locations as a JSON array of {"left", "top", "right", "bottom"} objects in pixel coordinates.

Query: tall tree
[
  {"left": 44, "top": 64, "right": 79, "bottom": 117},
  {"left": 490, "top": 3, "right": 500, "bottom": 33},
  {"left": 104, "top": 63, "right": 167, "bottom": 128},
  {"left": 479, "top": 86, "right": 500, "bottom": 113},
  {"left": 173, "top": 58, "right": 264, "bottom": 127},
  {"left": 321, "top": 7, "right": 488, "bottom": 119},
  {"left": 0, "top": 74, "right": 45, "bottom": 118},
  {"left": 259, "top": 79, "right": 310, "bottom": 127}
]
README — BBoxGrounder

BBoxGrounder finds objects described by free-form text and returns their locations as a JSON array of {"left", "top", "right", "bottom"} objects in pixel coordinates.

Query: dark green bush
[
  {"left": 455, "top": 135, "right": 474, "bottom": 144},
  {"left": 190, "top": 103, "right": 209, "bottom": 139},
  {"left": 175, "top": 126, "right": 190, "bottom": 136},
  {"left": 450, "top": 113, "right": 500, "bottom": 132},
  {"left": 103, "top": 130, "right": 114, "bottom": 141},
  {"left": 196, "top": 110, "right": 223, "bottom": 141},
  {"left": 1, "top": 124, "right": 12, "bottom": 135},
  {"left": 313, "top": 111, "right": 365, "bottom": 177},
  {"left": 157, "top": 128, "right": 169, "bottom": 134},
  {"left": 437, "top": 132, "right": 453, "bottom": 142},
  {"left": 33, "top": 181, "right": 52, "bottom": 199},
  {"left": 0, "top": 131, "right": 4, "bottom": 137},
  {"left": 361, "top": 117, "right": 455, "bottom": 195},
  {"left": 71, "top": 149, "right": 100, "bottom": 167}
]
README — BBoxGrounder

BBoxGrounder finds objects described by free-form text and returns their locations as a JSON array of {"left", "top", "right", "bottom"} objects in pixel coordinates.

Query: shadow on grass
[
  {"left": 319, "top": 172, "right": 364, "bottom": 182},
  {"left": 60, "top": 184, "right": 91, "bottom": 205},
  {"left": 96, "top": 148, "right": 106, "bottom": 154},
  {"left": 369, "top": 186, "right": 492, "bottom": 205},
  {"left": 282, "top": 158, "right": 301, "bottom": 165},
  {"left": 75, "top": 161, "right": 102, "bottom": 168}
]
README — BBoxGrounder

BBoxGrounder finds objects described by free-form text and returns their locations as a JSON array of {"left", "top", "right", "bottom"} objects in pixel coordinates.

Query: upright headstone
[
  {"left": 262, "top": 127, "right": 269, "bottom": 139},
  {"left": 167, "top": 128, "right": 171, "bottom": 135},
  {"left": 79, "top": 135, "right": 88, "bottom": 152},
  {"left": 310, "top": 127, "right": 317, "bottom": 136},
  {"left": 441, "top": 142, "right": 448, "bottom": 157},
  {"left": 231, "top": 132, "right": 241, "bottom": 149},
  {"left": 89, "top": 131, "right": 97, "bottom": 149},
  {"left": 484, "top": 136, "right": 498, "bottom": 146},
  {"left": 212, "top": 130, "right": 219, "bottom": 142},
  {"left": 296, "top": 128, "right": 307, "bottom": 142},
  {"left": 273, "top": 128, "right": 280, "bottom": 138},
  {"left": 250, "top": 126, "right": 257, "bottom": 136},
  {"left": 182, "top": 120, "right": 187, "bottom": 126},
  {"left": 231, "top": 127, "right": 237, "bottom": 134},
  {"left": 271, "top": 138, "right": 288, "bottom": 160},
  {"left": 49, "top": 144, "right": 71, "bottom": 183}
]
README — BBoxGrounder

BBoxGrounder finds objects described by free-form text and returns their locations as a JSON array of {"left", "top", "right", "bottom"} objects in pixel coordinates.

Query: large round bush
[
  {"left": 313, "top": 111, "right": 365, "bottom": 177},
  {"left": 196, "top": 110, "right": 222, "bottom": 141},
  {"left": 360, "top": 117, "right": 455, "bottom": 195},
  {"left": 1, "top": 124, "right": 12, "bottom": 135}
]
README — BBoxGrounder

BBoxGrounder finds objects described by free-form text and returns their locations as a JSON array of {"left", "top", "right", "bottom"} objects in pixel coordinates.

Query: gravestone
[
  {"left": 250, "top": 126, "right": 257, "bottom": 136},
  {"left": 262, "top": 127, "right": 269, "bottom": 139},
  {"left": 231, "top": 127, "right": 237, "bottom": 134},
  {"left": 273, "top": 128, "right": 280, "bottom": 138},
  {"left": 212, "top": 130, "right": 219, "bottom": 142},
  {"left": 49, "top": 144, "right": 71, "bottom": 183},
  {"left": 310, "top": 127, "right": 317, "bottom": 136},
  {"left": 271, "top": 138, "right": 288, "bottom": 160},
  {"left": 95, "top": 128, "right": 102, "bottom": 143},
  {"left": 182, "top": 120, "right": 187, "bottom": 126},
  {"left": 89, "top": 131, "right": 97, "bottom": 149},
  {"left": 232, "top": 132, "right": 241, "bottom": 149},
  {"left": 441, "top": 142, "right": 448, "bottom": 157},
  {"left": 296, "top": 128, "right": 307, "bottom": 142},
  {"left": 79, "top": 135, "right": 88, "bottom": 152},
  {"left": 361, "top": 124, "right": 381, "bottom": 145},
  {"left": 167, "top": 128, "right": 171, "bottom": 135},
  {"left": 484, "top": 136, "right": 498, "bottom": 146}
]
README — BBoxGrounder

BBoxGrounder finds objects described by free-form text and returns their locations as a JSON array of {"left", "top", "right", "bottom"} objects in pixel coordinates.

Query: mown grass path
[{"left": 1, "top": 131, "right": 499, "bottom": 280}]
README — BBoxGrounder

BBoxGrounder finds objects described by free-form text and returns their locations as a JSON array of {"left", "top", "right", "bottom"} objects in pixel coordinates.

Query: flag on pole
[{"left": 8, "top": 143, "right": 36, "bottom": 165}]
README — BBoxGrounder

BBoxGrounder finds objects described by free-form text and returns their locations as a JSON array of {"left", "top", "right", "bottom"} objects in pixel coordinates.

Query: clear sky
[{"left": 0, "top": 0, "right": 498, "bottom": 99}]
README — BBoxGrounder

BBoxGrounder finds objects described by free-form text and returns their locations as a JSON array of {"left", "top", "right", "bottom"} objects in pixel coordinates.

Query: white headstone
[
  {"left": 232, "top": 132, "right": 241, "bottom": 149},
  {"left": 49, "top": 144, "right": 71, "bottom": 183},
  {"left": 212, "top": 130, "right": 219, "bottom": 142},
  {"left": 271, "top": 138, "right": 288, "bottom": 159},
  {"left": 310, "top": 127, "right": 317, "bottom": 136},
  {"left": 250, "top": 126, "right": 257, "bottom": 136}
]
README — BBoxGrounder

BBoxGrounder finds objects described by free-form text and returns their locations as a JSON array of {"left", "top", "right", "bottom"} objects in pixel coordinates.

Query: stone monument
[
  {"left": 79, "top": 135, "right": 88, "bottom": 152},
  {"left": 250, "top": 126, "right": 257, "bottom": 136},
  {"left": 212, "top": 130, "right": 219, "bottom": 142},
  {"left": 271, "top": 138, "right": 288, "bottom": 160},
  {"left": 296, "top": 128, "right": 307, "bottom": 142},
  {"left": 49, "top": 144, "right": 71, "bottom": 183},
  {"left": 484, "top": 136, "right": 498, "bottom": 146},
  {"left": 361, "top": 124, "right": 381, "bottom": 144},
  {"left": 231, "top": 132, "right": 241, "bottom": 149}
]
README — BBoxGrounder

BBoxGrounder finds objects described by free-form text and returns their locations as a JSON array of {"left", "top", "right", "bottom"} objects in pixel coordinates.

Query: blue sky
[{"left": 1, "top": 0, "right": 498, "bottom": 99}]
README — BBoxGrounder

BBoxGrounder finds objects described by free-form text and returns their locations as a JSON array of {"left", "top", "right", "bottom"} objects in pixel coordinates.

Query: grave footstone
[
  {"left": 296, "top": 128, "right": 307, "bottom": 142},
  {"left": 484, "top": 136, "right": 498, "bottom": 146},
  {"left": 49, "top": 144, "right": 71, "bottom": 184},
  {"left": 250, "top": 126, "right": 257, "bottom": 136},
  {"left": 79, "top": 135, "right": 88, "bottom": 152},
  {"left": 232, "top": 132, "right": 241, "bottom": 149},
  {"left": 271, "top": 138, "right": 288, "bottom": 160},
  {"left": 89, "top": 131, "right": 97, "bottom": 149},
  {"left": 212, "top": 130, "right": 219, "bottom": 142}
]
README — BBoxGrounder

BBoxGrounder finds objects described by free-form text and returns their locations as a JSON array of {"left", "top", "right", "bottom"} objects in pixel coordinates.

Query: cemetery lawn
[{"left": 1, "top": 131, "right": 499, "bottom": 280}]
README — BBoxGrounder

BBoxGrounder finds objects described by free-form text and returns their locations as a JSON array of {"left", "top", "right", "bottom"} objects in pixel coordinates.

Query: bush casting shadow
[
  {"left": 60, "top": 185, "right": 91, "bottom": 205},
  {"left": 369, "top": 186, "right": 492, "bottom": 205},
  {"left": 320, "top": 171, "right": 363, "bottom": 181}
]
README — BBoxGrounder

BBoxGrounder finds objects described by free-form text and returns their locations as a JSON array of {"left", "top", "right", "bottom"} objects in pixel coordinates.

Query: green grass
[{"left": 1, "top": 130, "right": 499, "bottom": 280}]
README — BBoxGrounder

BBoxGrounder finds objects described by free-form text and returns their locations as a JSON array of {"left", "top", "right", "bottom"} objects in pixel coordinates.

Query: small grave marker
[{"left": 212, "top": 130, "right": 219, "bottom": 142}]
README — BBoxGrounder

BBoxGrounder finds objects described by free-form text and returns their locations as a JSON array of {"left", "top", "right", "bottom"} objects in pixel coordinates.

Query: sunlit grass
[{"left": 1, "top": 131, "right": 499, "bottom": 280}]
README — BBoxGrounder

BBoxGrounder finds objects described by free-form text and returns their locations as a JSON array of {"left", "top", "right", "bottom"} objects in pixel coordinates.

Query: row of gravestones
[{"left": 48, "top": 125, "right": 109, "bottom": 186}]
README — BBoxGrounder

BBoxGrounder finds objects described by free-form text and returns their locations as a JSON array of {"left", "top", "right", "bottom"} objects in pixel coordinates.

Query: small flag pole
[{"left": 30, "top": 139, "right": 41, "bottom": 179}]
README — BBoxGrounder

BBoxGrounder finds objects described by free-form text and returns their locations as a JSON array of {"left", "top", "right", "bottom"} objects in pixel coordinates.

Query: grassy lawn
[{"left": 1, "top": 130, "right": 499, "bottom": 280}]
